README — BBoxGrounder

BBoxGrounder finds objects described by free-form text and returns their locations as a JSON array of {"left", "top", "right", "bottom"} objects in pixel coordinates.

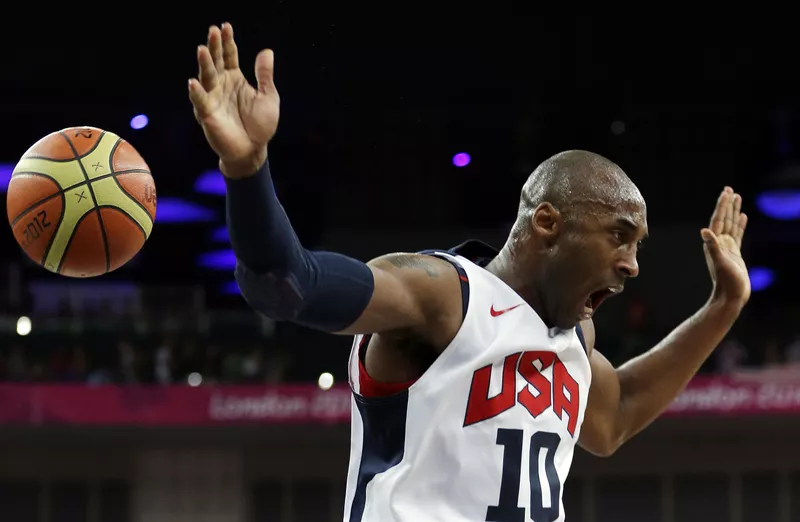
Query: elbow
[
  {"left": 581, "top": 436, "right": 620, "bottom": 458},
  {"left": 236, "top": 263, "right": 305, "bottom": 322},
  {"left": 580, "top": 426, "right": 626, "bottom": 458},
  {"left": 589, "top": 438, "right": 623, "bottom": 458}
]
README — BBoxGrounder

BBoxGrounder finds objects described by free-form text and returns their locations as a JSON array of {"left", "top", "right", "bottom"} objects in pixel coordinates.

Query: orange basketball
[{"left": 6, "top": 126, "right": 156, "bottom": 277}]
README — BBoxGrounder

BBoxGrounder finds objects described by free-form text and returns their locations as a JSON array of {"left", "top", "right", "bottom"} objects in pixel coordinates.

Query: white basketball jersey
[{"left": 343, "top": 252, "right": 592, "bottom": 522}]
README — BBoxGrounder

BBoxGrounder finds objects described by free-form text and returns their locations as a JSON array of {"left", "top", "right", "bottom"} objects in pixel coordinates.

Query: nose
[{"left": 616, "top": 254, "right": 639, "bottom": 279}]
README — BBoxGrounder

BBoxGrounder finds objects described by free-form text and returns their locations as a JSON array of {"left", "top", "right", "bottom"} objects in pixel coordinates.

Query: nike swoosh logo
[{"left": 490, "top": 304, "right": 523, "bottom": 317}]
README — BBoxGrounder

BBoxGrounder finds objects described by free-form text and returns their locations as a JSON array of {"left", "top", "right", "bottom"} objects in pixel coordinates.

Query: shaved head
[
  {"left": 491, "top": 149, "right": 648, "bottom": 329},
  {"left": 514, "top": 150, "right": 644, "bottom": 234}
]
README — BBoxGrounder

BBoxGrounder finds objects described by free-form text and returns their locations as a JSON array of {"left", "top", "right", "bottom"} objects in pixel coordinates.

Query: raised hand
[
  {"left": 188, "top": 23, "right": 280, "bottom": 178},
  {"left": 701, "top": 187, "right": 750, "bottom": 308}
]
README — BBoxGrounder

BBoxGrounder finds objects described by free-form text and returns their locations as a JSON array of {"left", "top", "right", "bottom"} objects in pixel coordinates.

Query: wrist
[
  {"left": 703, "top": 293, "right": 744, "bottom": 323},
  {"left": 219, "top": 149, "right": 268, "bottom": 180}
]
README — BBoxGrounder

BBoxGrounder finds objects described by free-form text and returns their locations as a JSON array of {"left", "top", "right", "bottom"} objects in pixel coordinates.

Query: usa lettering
[{"left": 463, "top": 351, "right": 579, "bottom": 436}]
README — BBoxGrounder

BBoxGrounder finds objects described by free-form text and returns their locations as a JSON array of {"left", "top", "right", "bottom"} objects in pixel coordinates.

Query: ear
[{"left": 531, "top": 202, "right": 563, "bottom": 245}]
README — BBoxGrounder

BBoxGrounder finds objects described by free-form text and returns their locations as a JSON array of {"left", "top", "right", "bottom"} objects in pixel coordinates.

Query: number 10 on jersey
[{"left": 487, "top": 428, "right": 562, "bottom": 522}]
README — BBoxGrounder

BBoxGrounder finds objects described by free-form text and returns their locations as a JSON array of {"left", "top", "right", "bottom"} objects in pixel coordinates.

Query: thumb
[
  {"left": 187, "top": 79, "right": 210, "bottom": 117},
  {"left": 701, "top": 228, "right": 722, "bottom": 257},
  {"left": 255, "top": 49, "right": 276, "bottom": 95}
]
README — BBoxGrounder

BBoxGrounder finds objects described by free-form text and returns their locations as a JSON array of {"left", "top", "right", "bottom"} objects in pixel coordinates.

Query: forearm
[
  {"left": 224, "top": 161, "right": 374, "bottom": 331},
  {"left": 225, "top": 160, "right": 303, "bottom": 273},
  {"left": 615, "top": 298, "right": 742, "bottom": 440}
]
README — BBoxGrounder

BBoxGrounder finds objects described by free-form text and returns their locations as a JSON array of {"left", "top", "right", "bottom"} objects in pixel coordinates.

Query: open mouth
[{"left": 580, "top": 286, "right": 623, "bottom": 320}]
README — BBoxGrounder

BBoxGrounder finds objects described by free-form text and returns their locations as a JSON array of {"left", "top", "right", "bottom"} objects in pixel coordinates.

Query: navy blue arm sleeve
[{"left": 224, "top": 161, "right": 375, "bottom": 332}]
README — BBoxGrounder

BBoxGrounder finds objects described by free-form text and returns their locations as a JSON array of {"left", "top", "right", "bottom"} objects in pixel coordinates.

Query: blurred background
[{"left": 1, "top": 13, "right": 799, "bottom": 522}]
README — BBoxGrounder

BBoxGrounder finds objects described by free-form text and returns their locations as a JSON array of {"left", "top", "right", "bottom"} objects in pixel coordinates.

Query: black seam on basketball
[
  {"left": 60, "top": 131, "right": 111, "bottom": 274},
  {"left": 79, "top": 130, "right": 107, "bottom": 159},
  {"left": 9, "top": 173, "right": 63, "bottom": 227},
  {"left": 27, "top": 130, "right": 109, "bottom": 163},
  {"left": 40, "top": 191, "right": 66, "bottom": 268},
  {"left": 55, "top": 210, "right": 99, "bottom": 275},
  {"left": 12, "top": 168, "right": 149, "bottom": 183},
  {"left": 23, "top": 155, "right": 78, "bottom": 163},
  {"left": 109, "top": 175, "right": 154, "bottom": 225},
  {"left": 96, "top": 205, "right": 147, "bottom": 239},
  {"left": 9, "top": 170, "right": 61, "bottom": 184},
  {"left": 109, "top": 136, "right": 121, "bottom": 164},
  {"left": 107, "top": 138, "right": 154, "bottom": 225},
  {"left": 8, "top": 169, "right": 151, "bottom": 227}
]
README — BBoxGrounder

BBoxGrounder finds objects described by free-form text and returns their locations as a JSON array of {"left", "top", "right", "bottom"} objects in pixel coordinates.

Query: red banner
[
  {"left": 0, "top": 376, "right": 798, "bottom": 426},
  {"left": 665, "top": 375, "right": 800, "bottom": 416},
  {"left": 0, "top": 384, "right": 353, "bottom": 426}
]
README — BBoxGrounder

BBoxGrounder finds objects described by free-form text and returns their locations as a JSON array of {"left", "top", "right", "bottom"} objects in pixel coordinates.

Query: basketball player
[{"left": 189, "top": 24, "right": 750, "bottom": 522}]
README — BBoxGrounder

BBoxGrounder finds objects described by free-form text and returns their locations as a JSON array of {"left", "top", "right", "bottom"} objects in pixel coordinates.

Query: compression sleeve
[{"left": 224, "top": 161, "right": 375, "bottom": 332}]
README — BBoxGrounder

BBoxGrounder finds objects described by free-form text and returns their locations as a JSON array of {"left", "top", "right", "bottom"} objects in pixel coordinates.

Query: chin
[{"left": 553, "top": 314, "right": 582, "bottom": 331}]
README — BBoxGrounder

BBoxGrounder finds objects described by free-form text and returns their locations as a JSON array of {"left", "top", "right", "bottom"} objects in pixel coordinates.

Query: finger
[
  {"left": 730, "top": 192, "right": 742, "bottom": 237},
  {"left": 723, "top": 191, "right": 740, "bottom": 236},
  {"left": 188, "top": 79, "right": 209, "bottom": 117},
  {"left": 221, "top": 23, "right": 239, "bottom": 70},
  {"left": 735, "top": 212, "right": 748, "bottom": 249},
  {"left": 255, "top": 49, "right": 277, "bottom": 95},
  {"left": 208, "top": 25, "right": 224, "bottom": 71},
  {"left": 197, "top": 45, "right": 218, "bottom": 92},
  {"left": 709, "top": 187, "right": 731, "bottom": 235}
]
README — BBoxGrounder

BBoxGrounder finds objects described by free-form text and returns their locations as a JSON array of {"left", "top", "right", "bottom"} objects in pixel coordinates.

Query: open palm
[
  {"left": 701, "top": 187, "right": 750, "bottom": 306},
  {"left": 188, "top": 24, "right": 280, "bottom": 178}
]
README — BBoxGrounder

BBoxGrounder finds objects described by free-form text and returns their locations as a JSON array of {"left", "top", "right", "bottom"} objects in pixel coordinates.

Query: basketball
[{"left": 6, "top": 126, "right": 156, "bottom": 278}]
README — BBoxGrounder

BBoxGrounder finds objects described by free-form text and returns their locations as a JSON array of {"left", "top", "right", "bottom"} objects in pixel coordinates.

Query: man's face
[{"left": 542, "top": 200, "right": 648, "bottom": 329}]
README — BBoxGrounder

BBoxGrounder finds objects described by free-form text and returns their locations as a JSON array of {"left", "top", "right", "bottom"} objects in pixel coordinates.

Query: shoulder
[
  {"left": 368, "top": 252, "right": 464, "bottom": 347},
  {"left": 368, "top": 252, "right": 458, "bottom": 280}
]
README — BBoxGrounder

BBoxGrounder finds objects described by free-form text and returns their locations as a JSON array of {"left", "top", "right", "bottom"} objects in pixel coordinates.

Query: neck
[{"left": 484, "top": 244, "right": 551, "bottom": 327}]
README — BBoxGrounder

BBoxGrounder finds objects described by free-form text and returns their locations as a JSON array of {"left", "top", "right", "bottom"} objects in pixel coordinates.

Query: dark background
[
  {"left": 0, "top": 15, "right": 798, "bottom": 382},
  {"left": 0, "top": 14, "right": 798, "bottom": 522}
]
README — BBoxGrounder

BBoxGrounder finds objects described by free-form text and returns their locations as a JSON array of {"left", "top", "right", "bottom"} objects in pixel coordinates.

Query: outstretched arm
[
  {"left": 579, "top": 302, "right": 740, "bottom": 456},
  {"left": 189, "top": 24, "right": 463, "bottom": 343},
  {"left": 579, "top": 187, "right": 750, "bottom": 456},
  {"left": 226, "top": 160, "right": 463, "bottom": 338}
]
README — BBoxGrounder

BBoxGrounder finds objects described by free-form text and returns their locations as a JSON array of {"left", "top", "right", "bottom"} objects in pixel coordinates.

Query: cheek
[
  {"left": 550, "top": 248, "right": 588, "bottom": 288},
  {"left": 575, "top": 242, "right": 615, "bottom": 279}
]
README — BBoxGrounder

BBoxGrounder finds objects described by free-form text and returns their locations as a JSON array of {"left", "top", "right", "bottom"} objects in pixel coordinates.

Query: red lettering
[
  {"left": 463, "top": 351, "right": 581, "bottom": 437},
  {"left": 517, "top": 351, "right": 555, "bottom": 419},
  {"left": 463, "top": 352, "right": 521, "bottom": 426},
  {"left": 553, "top": 357, "right": 579, "bottom": 437}
]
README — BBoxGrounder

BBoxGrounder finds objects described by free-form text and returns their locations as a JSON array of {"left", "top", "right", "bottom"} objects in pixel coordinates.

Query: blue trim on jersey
[
  {"left": 446, "top": 239, "right": 499, "bottom": 267},
  {"left": 418, "top": 249, "right": 471, "bottom": 321},
  {"left": 575, "top": 324, "right": 587, "bottom": 353},
  {"left": 357, "top": 252, "right": 471, "bottom": 383},
  {"left": 349, "top": 251, "right": 472, "bottom": 519},
  {"left": 420, "top": 240, "right": 499, "bottom": 268},
  {"left": 349, "top": 391, "right": 410, "bottom": 522},
  {"left": 424, "top": 242, "right": 590, "bottom": 354}
]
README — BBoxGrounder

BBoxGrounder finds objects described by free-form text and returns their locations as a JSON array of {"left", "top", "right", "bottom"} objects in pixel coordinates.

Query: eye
[{"left": 611, "top": 229, "right": 625, "bottom": 243}]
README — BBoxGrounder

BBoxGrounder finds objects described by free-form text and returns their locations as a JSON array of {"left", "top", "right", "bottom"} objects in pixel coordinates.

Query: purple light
[
  {"left": 130, "top": 114, "right": 149, "bottom": 130},
  {"left": 211, "top": 226, "right": 229, "bottom": 243},
  {"left": 452, "top": 153, "right": 471, "bottom": 168},
  {"left": 756, "top": 190, "right": 800, "bottom": 220},
  {"left": 198, "top": 249, "right": 237, "bottom": 271},
  {"left": 0, "top": 163, "right": 12, "bottom": 193},
  {"left": 155, "top": 198, "right": 217, "bottom": 223},
  {"left": 748, "top": 266, "right": 775, "bottom": 292},
  {"left": 194, "top": 169, "right": 226, "bottom": 196},
  {"left": 221, "top": 281, "right": 241, "bottom": 294}
]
